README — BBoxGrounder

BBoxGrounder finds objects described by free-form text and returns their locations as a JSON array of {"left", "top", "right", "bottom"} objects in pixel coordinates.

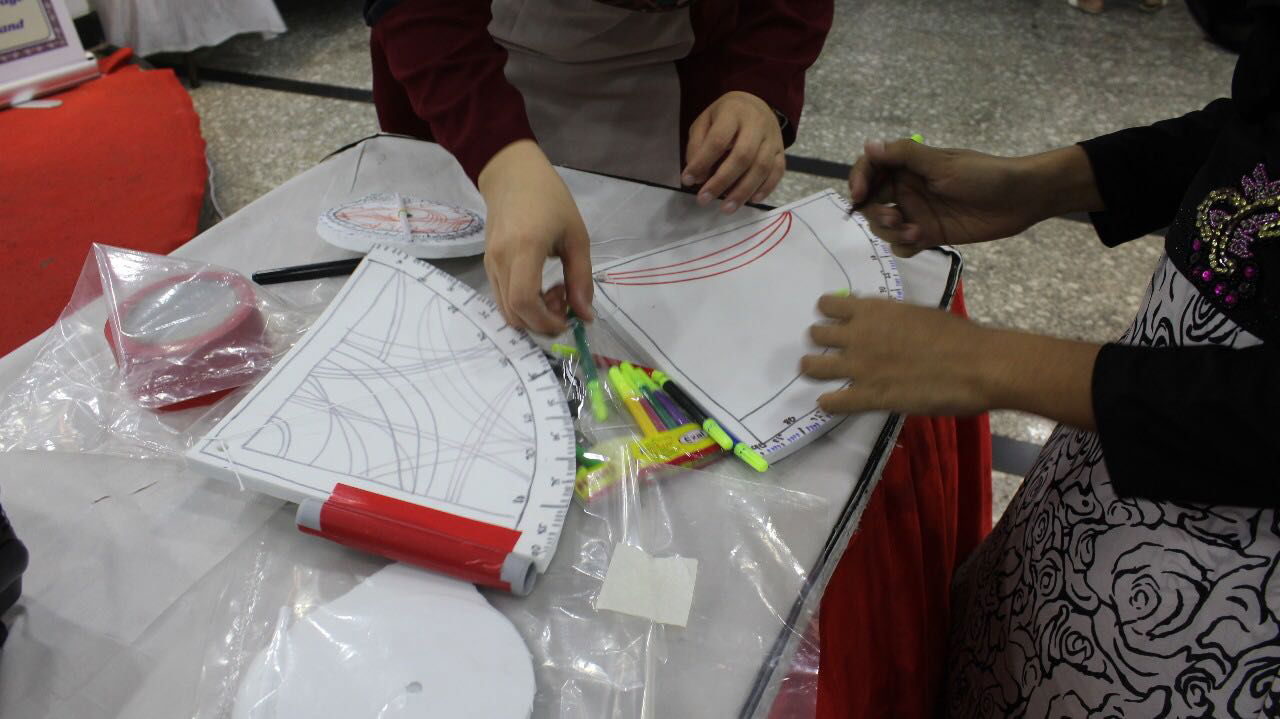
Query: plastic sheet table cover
[{"left": 0, "top": 136, "right": 960, "bottom": 718}]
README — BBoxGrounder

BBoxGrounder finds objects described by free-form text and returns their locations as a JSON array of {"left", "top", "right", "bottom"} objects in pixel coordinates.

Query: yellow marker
[
  {"left": 608, "top": 366, "right": 660, "bottom": 437},
  {"left": 574, "top": 426, "right": 721, "bottom": 501},
  {"left": 550, "top": 343, "right": 578, "bottom": 358}
]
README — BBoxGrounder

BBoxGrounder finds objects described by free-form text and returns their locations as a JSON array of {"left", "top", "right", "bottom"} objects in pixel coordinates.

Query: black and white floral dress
[
  {"left": 945, "top": 11, "right": 1280, "bottom": 716},
  {"left": 947, "top": 252, "right": 1277, "bottom": 717}
]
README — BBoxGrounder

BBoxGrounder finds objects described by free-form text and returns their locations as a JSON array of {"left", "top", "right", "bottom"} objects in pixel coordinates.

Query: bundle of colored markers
[{"left": 563, "top": 316, "right": 767, "bottom": 500}]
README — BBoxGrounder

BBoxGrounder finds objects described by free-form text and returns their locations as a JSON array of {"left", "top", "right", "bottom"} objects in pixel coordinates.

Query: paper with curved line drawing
[
  {"left": 188, "top": 247, "right": 575, "bottom": 575},
  {"left": 592, "top": 190, "right": 903, "bottom": 462}
]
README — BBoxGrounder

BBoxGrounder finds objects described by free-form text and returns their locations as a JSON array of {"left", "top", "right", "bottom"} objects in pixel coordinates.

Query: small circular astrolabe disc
[{"left": 317, "top": 193, "right": 485, "bottom": 259}]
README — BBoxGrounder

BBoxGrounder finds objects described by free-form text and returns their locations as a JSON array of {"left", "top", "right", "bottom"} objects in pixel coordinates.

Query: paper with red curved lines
[{"left": 591, "top": 190, "right": 903, "bottom": 462}]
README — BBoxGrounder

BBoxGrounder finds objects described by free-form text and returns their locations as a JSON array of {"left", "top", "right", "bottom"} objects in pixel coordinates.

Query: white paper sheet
[
  {"left": 591, "top": 190, "right": 903, "bottom": 462},
  {"left": 595, "top": 544, "right": 698, "bottom": 628},
  {"left": 187, "top": 247, "right": 576, "bottom": 572},
  {"left": 232, "top": 563, "right": 535, "bottom": 719}
]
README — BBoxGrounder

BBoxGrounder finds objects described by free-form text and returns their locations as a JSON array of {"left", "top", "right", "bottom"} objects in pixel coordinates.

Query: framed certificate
[{"left": 0, "top": 0, "right": 97, "bottom": 108}]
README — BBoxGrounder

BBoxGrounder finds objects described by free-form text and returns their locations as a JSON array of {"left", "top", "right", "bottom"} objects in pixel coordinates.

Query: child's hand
[
  {"left": 479, "top": 140, "right": 594, "bottom": 335},
  {"left": 682, "top": 91, "right": 786, "bottom": 214},
  {"left": 848, "top": 140, "right": 1054, "bottom": 258}
]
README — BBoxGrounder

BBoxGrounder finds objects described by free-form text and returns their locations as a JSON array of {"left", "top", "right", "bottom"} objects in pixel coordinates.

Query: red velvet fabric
[
  {"left": 0, "top": 50, "right": 206, "bottom": 356},
  {"left": 816, "top": 284, "right": 993, "bottom": 718}
]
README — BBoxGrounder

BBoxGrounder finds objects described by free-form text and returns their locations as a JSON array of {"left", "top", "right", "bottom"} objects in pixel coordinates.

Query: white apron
[{"left": 488, "top": 0, "right": 694, "bottom": 186}]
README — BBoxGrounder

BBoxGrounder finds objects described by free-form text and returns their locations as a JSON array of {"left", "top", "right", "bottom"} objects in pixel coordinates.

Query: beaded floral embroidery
[{"left": 1191, "top": 163, "right": 1280, "bottom": 307}]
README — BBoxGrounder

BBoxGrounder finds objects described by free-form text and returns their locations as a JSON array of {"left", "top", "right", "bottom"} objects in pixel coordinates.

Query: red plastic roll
[
  {"left": 104, "top": 271, "right": 269, "bottom": 410},
  {"left": 296, "top": 484, "right": 533, "bottom": 595}
]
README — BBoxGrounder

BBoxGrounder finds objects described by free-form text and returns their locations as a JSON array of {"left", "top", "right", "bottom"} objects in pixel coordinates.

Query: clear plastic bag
[
  {"left": 190, "top": 310, "right": 828, "bottom": 717},
  {"left": 194, "top": 460, "right": 827, "bottom": 718},
  {"left": 532, "top": 316, "right": 824, "bottom": 717},
  {"left": 546, "top": 314, "right": 730, "bottom": 505},
  {"left": 0, "top": 245, "right": 327, "bottom": 457}
]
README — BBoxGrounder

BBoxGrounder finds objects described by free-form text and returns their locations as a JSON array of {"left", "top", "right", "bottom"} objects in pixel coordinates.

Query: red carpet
[{"left": 0, "top": 49, "right": 206, "bottom": 356}]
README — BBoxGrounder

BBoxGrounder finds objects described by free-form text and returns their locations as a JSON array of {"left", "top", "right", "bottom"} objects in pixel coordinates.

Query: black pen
[{"left": 252, "top": 258, "right": 361, "bottom": 285}]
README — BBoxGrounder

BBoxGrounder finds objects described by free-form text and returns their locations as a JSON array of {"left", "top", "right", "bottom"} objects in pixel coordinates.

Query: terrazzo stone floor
[{"left": 181, "top": 0, "right": 1237, "bottom": 522}]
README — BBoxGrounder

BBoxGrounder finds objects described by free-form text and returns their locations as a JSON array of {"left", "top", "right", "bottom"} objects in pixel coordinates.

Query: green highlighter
[{"left": 569, "top": 313, "right": 609, "bottom": 422}]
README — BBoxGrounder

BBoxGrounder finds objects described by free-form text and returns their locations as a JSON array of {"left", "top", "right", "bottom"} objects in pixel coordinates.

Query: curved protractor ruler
[
  {"left": 317, "top": 192, "right": 486, "bottom": 259},
  {"left": 188, "top": 246, "right": 575, "bottom": 588}
]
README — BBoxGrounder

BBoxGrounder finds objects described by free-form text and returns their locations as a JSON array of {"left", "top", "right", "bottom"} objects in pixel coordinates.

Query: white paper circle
[{"left": 233, "top": 564, "right": 534, "bottom": 719}]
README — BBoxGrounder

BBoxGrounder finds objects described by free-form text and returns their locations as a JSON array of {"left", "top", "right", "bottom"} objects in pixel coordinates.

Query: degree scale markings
[
  {"left": 196, "top": 246, "right": 574, "bottom": 574},
  {"left": 390, "top": 249, "right": 575, "bottom": 569}
]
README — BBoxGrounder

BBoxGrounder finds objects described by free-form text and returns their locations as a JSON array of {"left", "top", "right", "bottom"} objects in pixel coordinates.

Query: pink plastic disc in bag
[{"left": 104, "top": 271, "right": 268, "bottom": 411}]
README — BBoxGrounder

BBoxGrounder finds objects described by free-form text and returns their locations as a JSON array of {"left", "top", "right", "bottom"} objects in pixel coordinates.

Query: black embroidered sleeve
[
  {"left": 1079, "top": 99, "right": 1235, "bottom": 247},
  {"left": 1092, "top": 342, "right": 1279, "bottom": 508}
]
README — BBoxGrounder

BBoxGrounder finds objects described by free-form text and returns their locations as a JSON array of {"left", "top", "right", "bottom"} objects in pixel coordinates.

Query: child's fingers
[
  {"left": 542, "top": 284, "right": 569, "bottom": 319},
  {"left": 720, "top": 147, "right": 774, "bottom": 213},
  {"left": 681, "top": 112, "right": 713, "bottom": 185},
  {"left": 698, "top": 126, "right": 763, "bottom": 206},
  {"left": 559, "top": 228, "right": 595, "bottom": 322},
  {"left": 483, "top": 251, "right": 513, "bottom": 328},
  {"left": 684, "top": 116, "right": 737, "bottom": 191},
  {"left": 507, "top": 253, "right": 567, "bottom": 335},
  {"left": 753, "top": 154, "right": 785, "bottom": 204}
]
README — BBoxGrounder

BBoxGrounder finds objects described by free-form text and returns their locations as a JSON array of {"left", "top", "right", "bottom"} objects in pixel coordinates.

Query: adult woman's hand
[
  {"left": 479, "top": 140, "right": 593, "bottom": 335},
  {"left": 800, "top": 294, "right": 1100, "bottom": 430},
  {"left": 848, "top": 142, "right": 1105, "bottom": 257},
  {"left": 682, "top": 91, "right": 786, "bottom": 213}
]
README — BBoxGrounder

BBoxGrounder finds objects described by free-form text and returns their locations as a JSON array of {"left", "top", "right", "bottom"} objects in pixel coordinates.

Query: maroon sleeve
[
  {"left": 682, "top": 0, "right": 833, "bottom": 147},
  {"left": 369, "top": 0, "right": 535, "bottom": 182}
]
